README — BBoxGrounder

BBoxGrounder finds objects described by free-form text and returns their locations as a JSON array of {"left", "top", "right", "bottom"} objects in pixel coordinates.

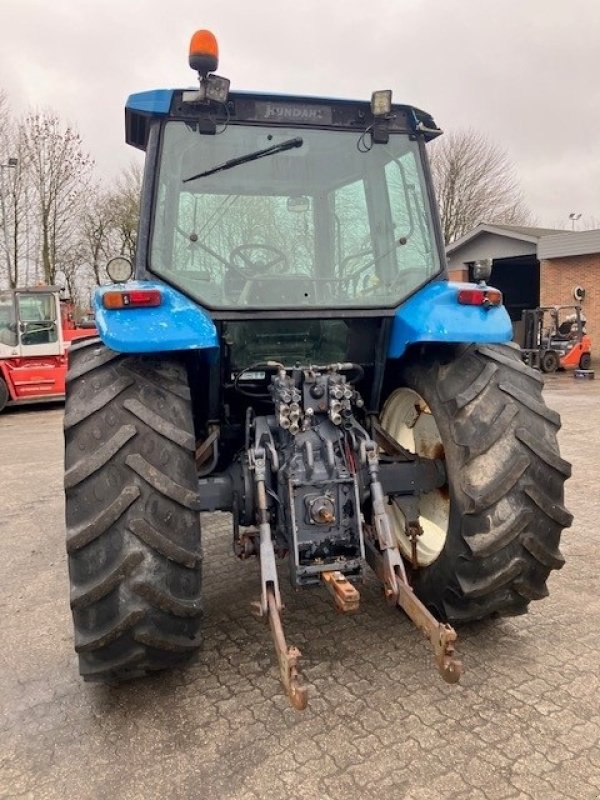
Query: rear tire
[
  {"left": 381, "top": 343, "right": 572, "bottom": 623},
  {"left": 579, "top": 352, "right": 591, "bottom": 370},
  {"left": 0, "top": 377, "right": 8, "bottom": 413},
  {"left": 64, "top": 338, "right": 203, "bottom": 682}
]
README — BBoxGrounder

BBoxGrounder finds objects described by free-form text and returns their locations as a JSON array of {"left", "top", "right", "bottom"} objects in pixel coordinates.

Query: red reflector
[
  {"left": 103, "top": 289, "right": 162, "bottom": 309},
  {"left": 128, "top": 290, "right": 162, "bottom": 307},
  {"left": 457, "top": 288, "right": 502, "bottom": 308}
]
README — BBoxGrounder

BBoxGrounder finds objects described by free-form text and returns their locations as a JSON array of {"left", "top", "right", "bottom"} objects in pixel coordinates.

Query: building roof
[
  {"left": 446, "top": 223, "right": 569, "bottom": 254},
  {"left": 485, "top": 224, "right": 569, "bottom": 238},
  {"left": 538, "top": 228, "right": 600, "bottom": 259}
]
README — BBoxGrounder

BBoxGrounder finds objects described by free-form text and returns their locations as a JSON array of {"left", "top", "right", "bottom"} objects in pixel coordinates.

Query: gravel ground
[{"left": 1, "top": 374, "right": 599, "bottom": 800}]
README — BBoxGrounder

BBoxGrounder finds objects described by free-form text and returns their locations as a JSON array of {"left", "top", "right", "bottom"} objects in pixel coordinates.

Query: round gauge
[{"left": 106, "top": 257, "right": 133, "bottom": 283}]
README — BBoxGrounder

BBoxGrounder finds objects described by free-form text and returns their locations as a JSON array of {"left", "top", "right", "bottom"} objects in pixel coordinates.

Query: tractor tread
[
  {"left": 524, "top": 483, "right": 574, "bottom": 528},
  {"left": 452, "top": 361, "right": 498, "bottom": 410},
  {"left": 74, "top": 607, "right": 146, "bottom": 653},
  {"left": 126, "top": 453, "right": 201, "bottom": 510},
  {"left": 65, "top": 342, "right": 203, "bottom": 683},
  {"left": 463, "top": 454, "right": 529, "bottom": 512},
  {"left": 128, "top": 517, "right": 201, "bottom": 568},
  {"left": 131, "top": 580, "right": 203, "bottom": 617},
  {"left": 522, "top": 531, "right": 566, "bottom": 570},
  {"left": 513, "top": 577, "right": 550, "bottom": 601},
  {"left": 64, "top": 424, "right": 137, "bottom": 489},
  {"left": 515, "top": 427, "right": 572, "bottom": 477},
  {"left": 123, "top": 361, "right": 191, "bottom": 401},
  {"left": 64, "top": 376, "right": 133, "bottom": 429},
  {"left": 465, "top": 510, "right": 532, "bottom": 557},
  {"left": 66, "top": 339, "right": 120, "bottom": 381},
  {"left": 123, "top": 398, "right": 196, "bottom": 451},
  {"left": 79, "top": 648, "right": 147, "bottom": 680},
  {"left": 454, "top": 401, "right": 518, "bottom": 458},
  {"left": 70, "top": 550, "right": 145, "bottom": 609},
  {"left": 66, "top": 485, "right": 140, "bottom": 553},
  {"left": 134, "top": 627, "right": 201, "bottom": 653},
  {"left": 499, "top": 382, "right": 561, "bottom": 428},
  {"left": 477, "top": 344, "right": 545, "bottom": 383},
  {"left": 457, "top": 557, "right": 525, "bottom": 598}
]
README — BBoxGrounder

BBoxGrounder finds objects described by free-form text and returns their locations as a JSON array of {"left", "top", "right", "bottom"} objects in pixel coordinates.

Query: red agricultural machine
[{"left": 0, "top": 286, "right": 96, "bottom": 413}]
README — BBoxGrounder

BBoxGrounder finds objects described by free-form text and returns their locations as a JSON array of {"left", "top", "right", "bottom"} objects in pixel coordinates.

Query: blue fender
[
  {"left": 93, "top": 281, "right": 218, "bottom": 354},
  {"left": 388, "top": 281, "right": 513, "bottom": 358}
]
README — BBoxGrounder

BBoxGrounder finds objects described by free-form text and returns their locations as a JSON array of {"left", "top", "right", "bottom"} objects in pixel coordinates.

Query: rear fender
[
  {"left": 388, "top": 281, "right": 513, "bottom": 358},
  {"left": 93, "top": 281, "right": 218, "bottom": 354}
]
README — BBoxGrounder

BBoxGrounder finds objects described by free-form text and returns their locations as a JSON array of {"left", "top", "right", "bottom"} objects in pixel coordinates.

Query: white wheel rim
[{"left": 380, "top": 388, "right": 449, "bottom": 566}]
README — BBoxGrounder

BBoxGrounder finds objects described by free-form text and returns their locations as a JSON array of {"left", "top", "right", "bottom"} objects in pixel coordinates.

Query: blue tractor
[{"left": 64, "top": 30, "right": 572, "bottom": 708}]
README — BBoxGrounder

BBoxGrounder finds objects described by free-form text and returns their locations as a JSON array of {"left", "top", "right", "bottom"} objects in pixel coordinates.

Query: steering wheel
[
  {"left": 225, "top": 244, "right": 289, "bottom": 300},
  {"left": 229, "top": 244, "right": 288, "bottom": 277}
]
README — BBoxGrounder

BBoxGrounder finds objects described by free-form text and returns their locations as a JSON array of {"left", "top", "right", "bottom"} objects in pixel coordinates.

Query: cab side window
[
  {"left": 17, "top": 294, "right": 58, "bottom": 346},
  {"left": 332, "top": 178, "right": 376, "bottom": 299},
  {"left": 0, "top": 292, "right": 17, "bottom": 347}
]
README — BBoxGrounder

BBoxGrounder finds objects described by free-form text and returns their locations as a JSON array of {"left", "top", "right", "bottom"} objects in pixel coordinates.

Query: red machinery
[{"left": 0, "top": 286, "right": 96, "bottom": 413}]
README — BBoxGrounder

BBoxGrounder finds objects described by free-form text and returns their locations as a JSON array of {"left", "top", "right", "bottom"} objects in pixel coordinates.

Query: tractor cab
[
  {"left": 114, "top": 53, "right": 516, "bottom": 423},
  {"left": 138, "top": 104, "right": 444, "bottom": 315}
]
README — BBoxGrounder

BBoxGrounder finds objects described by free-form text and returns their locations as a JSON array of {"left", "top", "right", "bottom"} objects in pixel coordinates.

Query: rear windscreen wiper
[{"left": 183, "top": 136, "right": 304, "bottom": 183}]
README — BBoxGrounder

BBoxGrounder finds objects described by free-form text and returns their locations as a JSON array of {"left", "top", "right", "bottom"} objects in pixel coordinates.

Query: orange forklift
[{"left": 521, "top": 305, "right": 591, "bottom": 373}]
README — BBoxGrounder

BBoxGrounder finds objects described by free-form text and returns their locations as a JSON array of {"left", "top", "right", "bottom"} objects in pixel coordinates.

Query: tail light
[
  {"left": 102, "top": 289, "right": 162, "bottom": 310},
  {"left": 457, "top": 287, "right": 502, "bottom": 308}
]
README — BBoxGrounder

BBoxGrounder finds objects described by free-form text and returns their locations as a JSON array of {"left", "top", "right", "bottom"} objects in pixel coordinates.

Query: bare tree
[
  {"left": 1, "top": 98, "right": 144, "bottom": 301},
  {"left": 429, "top": 129, "right": 533, "bottom": 244},
  {"left": 79, "top": 183, "right": 114, "bottom": 286},
  {"left": 20, "top": 112, "right": 93, "bottom": 284},
  {"left": 0, "top": 90, "right": 25, "bottom": 288},
  {"left": 106, "top": 160, "right": 142, "bottom": 262}
]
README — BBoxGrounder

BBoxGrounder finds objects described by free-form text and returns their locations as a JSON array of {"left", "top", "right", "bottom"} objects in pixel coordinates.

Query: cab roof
[{"left": 125, "top": 89, "right": 442, "bottom": 151}]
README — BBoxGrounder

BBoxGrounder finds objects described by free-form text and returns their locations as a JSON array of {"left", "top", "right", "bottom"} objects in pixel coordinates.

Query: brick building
[
  {"left": 537, "top": 231, "right": 600, "bottom": 346},
  {"left": 446, "top": 224, "right": 600, "bottom": 351}
]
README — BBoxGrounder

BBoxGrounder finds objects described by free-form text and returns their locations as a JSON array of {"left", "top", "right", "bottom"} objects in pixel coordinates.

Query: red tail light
[
  {"left": 457, "top": 288, "right": 502, "bottom": 308},
  {"left": 103, "top": 289, "right": 162, "bottom": 309}
]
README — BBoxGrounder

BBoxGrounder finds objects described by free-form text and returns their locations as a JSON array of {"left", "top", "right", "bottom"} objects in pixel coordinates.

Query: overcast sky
[{"left": 1, "top": 0, "right": 599, "bottom": 228}]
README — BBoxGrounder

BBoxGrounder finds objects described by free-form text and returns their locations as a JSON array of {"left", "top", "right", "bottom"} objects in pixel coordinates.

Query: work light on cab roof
[{"left": 188, "top": 28, "right": 230, "bottom": 104}]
